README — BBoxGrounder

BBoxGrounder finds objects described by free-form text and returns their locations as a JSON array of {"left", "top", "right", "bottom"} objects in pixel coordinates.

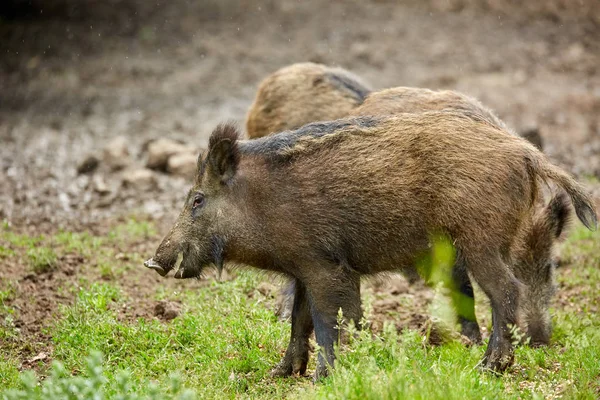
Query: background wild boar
[
  {"left": 246, "top": 63, "right": 554, "bottom": 345},
  {"left": 511, "top": 192, "right": 572, "bottom": 346},
  {"left": 350, "top": 86, "right": 511, "bottom": 133},
  {"left": 246, "top": 62, "right": 543, "bottom": 146},
  {"left": 145, "top": 113, "right": 597, "bottom": 380},
  {"left": 245, "top": 62, "right": 371, "bottom": 139}
]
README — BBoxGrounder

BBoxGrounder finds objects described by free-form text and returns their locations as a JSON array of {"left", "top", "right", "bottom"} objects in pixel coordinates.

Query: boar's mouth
[
  {"left": 144, "top": 235, "right": 226, "bottom": 280},
  {"left": 144, "top": 258, "right": 169, "bottom": 276},
  {"left": 144, "top": 250, "right": 183, "bottom": 277},
  {"left": 172, "top": 235, "right": 226, "bottom": 280}
]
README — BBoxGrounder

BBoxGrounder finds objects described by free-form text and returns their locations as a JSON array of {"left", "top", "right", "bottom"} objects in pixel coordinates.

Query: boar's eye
[{"left": 192, "top": 193, "right": 205, "bottom": 209}]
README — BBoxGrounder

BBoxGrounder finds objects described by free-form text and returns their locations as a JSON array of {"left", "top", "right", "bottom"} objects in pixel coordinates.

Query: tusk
[
  {"left": 144, "top": 258, "right": 167, "bottom": 277},
  {"left": 173, "top": 251, "right": 184, "bottom": 279}
]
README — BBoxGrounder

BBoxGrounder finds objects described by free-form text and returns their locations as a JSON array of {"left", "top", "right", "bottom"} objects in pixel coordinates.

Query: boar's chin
[
  {"left": 173, "top": 262, "right": 205, "bottom": 279},
  {"left": 173, "top": 235, "right": 226, "bottom": 280},
  {"left": 173, "top": 250, "right": 208, "bottom": 279}
]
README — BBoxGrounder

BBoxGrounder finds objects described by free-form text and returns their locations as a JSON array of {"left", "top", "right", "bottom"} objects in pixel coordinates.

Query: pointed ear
[{"left": 207, "top": 123, "right": 240, "bottom": 184}]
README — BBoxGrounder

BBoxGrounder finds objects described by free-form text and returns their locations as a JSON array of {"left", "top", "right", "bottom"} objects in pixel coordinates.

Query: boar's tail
[{"left": 526, "top": 149, "right": 598, "bottom": 231}]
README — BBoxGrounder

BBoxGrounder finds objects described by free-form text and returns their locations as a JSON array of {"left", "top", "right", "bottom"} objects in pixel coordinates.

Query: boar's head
[
  {"left": 145, "top": 123, "right": 241, "bottom": 279},
  {"left": 516, "top": 192, "right": 571, "bottom": 346}
]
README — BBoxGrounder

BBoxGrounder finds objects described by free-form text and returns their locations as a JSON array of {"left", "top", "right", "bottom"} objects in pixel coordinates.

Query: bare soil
[{"left": 1, "top": 0, "right": 599, "bottom": 371}]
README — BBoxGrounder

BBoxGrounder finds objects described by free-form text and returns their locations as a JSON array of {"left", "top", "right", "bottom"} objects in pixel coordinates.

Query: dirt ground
[{"left": 1, "top": 0, "right": 599, "bottom": 370}]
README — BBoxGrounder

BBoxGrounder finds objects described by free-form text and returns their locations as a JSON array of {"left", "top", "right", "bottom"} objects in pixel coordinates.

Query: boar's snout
[
  {"left": 527, "top": 322, "right": 551, "bottom": 347},
  {"left": 144, "top": 258, "right": 168, "bottom": 276}
]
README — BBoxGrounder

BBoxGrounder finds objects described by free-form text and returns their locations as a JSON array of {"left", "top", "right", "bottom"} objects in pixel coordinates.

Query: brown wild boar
[
  {"left": 245, "top": 62, "right": 371, "bottom": 139},
  {"left": 247, "top": 64, "right": 554, "bottom": 345},
  {"left": 145, "top": 113, "right": 596, "bottom": 380},
  {"left": 353, "top": 88, "right": 565, "bottom": 346},
  {"left": 246, "top": 63, "right": 542, "bottom": 146},
  {"left": 510, "top": 192, "right": 572, "bottom": 346},
  {"left": 351, "top": 86, "right": 512, "bottom": 133}
]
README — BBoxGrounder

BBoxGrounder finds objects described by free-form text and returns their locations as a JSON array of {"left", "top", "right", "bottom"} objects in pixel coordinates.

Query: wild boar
[
  {"left": 351, "top": 86, "right": 512, "bottom": 133},
  {"left": 145, "top": 113, "right": 596, "bottom": 380},
  {"left": 350, "top": 87, "right": 558, "bottom": 344},
  {"left": 510, "top": 192, "right": 572, "bottom": 346},
  {"left": 245, "top": 62, "right": 371, "bottom": 139},
  {"left": 247, "top": 64, "right": 555, "bottom": 344}
]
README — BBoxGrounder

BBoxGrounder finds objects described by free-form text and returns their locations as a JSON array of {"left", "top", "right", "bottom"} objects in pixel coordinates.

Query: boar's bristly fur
[
  {"left": 245, "top": 62, "right": 372, "bottom": 139},
  {"left": 511, "top": 192, "right": 572, "bottom": 346},
  {"left": 351, "top": 86, "right": 512, "bottom": 133},
  {"left": 148, "top": 112, "right": 597, "bottom": 380},
  {"left": 245, "top": 63, "right": 569, "bottom": 348}
]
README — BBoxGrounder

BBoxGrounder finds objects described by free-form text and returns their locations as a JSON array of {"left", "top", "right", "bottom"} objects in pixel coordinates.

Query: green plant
[
  {"left": 26, "top": 247, "right": 58, "bottom": 274},
  {"left": 1, "top": 351, "right": 196, "bottom": 400}
]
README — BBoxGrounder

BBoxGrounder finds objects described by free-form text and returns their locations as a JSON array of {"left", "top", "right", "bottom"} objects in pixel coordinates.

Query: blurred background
[{"left": 1, "top": 0, "right": 599, "bottom": 228}]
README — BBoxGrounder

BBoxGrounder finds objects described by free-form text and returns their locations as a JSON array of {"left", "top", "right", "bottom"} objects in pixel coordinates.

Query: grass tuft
[{"left": 26, "top": 247, "right": 58, "bottom": 274}]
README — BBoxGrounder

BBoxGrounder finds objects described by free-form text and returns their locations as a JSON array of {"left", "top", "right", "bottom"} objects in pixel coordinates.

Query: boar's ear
[{"left": 207, "top": 123, "right": 240, "bottom": 184}]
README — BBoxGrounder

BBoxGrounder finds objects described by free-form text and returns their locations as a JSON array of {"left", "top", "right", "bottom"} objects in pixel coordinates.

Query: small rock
[
  {"left": 92, "top": 175, "right": 111, "bottom": 195},
  {"left": 146, "top": 138, "right": 193, "bottom": 171},
  {"left": 103, "top": 136, "right": 130, "bottom": 171},
  {"left": 167, "top": 152, "right": 198, "bottom": 179},
  {"left": 121, "top": 168, "right": 157, "bottom": 191},
  {"left": 564, "top": 42, "right": 585, "bottom": 64},
  {"left": 154, "top": 300, "right": 181, "bottom": 321},
  {"left": 77, "top": 154, "right": 99, "bottom": 175},
  {"left": 27, "top": 352, "right": 49, "bottom": 364}
]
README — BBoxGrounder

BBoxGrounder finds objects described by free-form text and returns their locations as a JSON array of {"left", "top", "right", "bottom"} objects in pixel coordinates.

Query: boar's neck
[{"left": 222, "top": 157, "right": 305, "bottom": 275}]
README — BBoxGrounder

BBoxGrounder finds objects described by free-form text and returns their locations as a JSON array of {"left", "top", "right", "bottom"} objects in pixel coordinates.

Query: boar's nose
[{"left": 144, "top": 258, "right": 168, "bottom": 277}]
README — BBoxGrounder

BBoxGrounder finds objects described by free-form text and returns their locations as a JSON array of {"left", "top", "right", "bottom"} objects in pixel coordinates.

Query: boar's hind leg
[
  {"left": 271, "top": 279, "right": 314, "bottom": 377},
  {"left": 467, "top": 252, "right": 522, "bottom": 373},
  {"left": 306, "top": 269, "right": 362, "bottom": 382},
  {"left": 451, "top": 261, "right": 482, "bottom": 344}
]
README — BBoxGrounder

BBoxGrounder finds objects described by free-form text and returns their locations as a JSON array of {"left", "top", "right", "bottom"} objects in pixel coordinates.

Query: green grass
[
  {"left": 26, "top": 247, "right": 58, "bottom": 274},
  {"left": 107, "top": 218, "right": 157, "bottom": 243},
  {"left": 0, "top": 223, "right": 599, "bottom": 399},
  {"left": 0, "top": 283, "right": 17, "bottom": 341}
]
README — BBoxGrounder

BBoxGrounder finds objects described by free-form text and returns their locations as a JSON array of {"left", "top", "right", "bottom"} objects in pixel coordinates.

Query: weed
[{"left": 1, "top": 352, "right": 196, "bottom": 400}]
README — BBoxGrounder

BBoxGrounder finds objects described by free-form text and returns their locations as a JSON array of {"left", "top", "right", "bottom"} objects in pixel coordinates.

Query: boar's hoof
[
  {"left": 144, "top": 258, "right": 167, "bottom": 276},
  {"left": 313, "top": 364, "right": 330, "bottom": 383},
  {"left": 460, "top": 320, "right": 483, "bottom": 345},
  {"left": 270, "top": 356, "right": 309, "bottom": 378},
  {"left": 481, "top": 342, "right": 514, "bottom": 374},
  {"left": 270, "top": 361, "right": 293, "bottom": 378}
]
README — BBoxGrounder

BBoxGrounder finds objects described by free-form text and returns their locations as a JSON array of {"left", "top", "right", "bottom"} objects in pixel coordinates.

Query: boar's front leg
[
  {"left": 451, "top": 261, "right": 482, "bottom": 344},
  {"left": 467, "top": 252, "right": 522, "bottom": 373},
  {"left": 305, "top": 267, "right": 362, "bottom": 382},
  {"left": 271, "top": 279, "right": 314, "bottom": 377}
]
